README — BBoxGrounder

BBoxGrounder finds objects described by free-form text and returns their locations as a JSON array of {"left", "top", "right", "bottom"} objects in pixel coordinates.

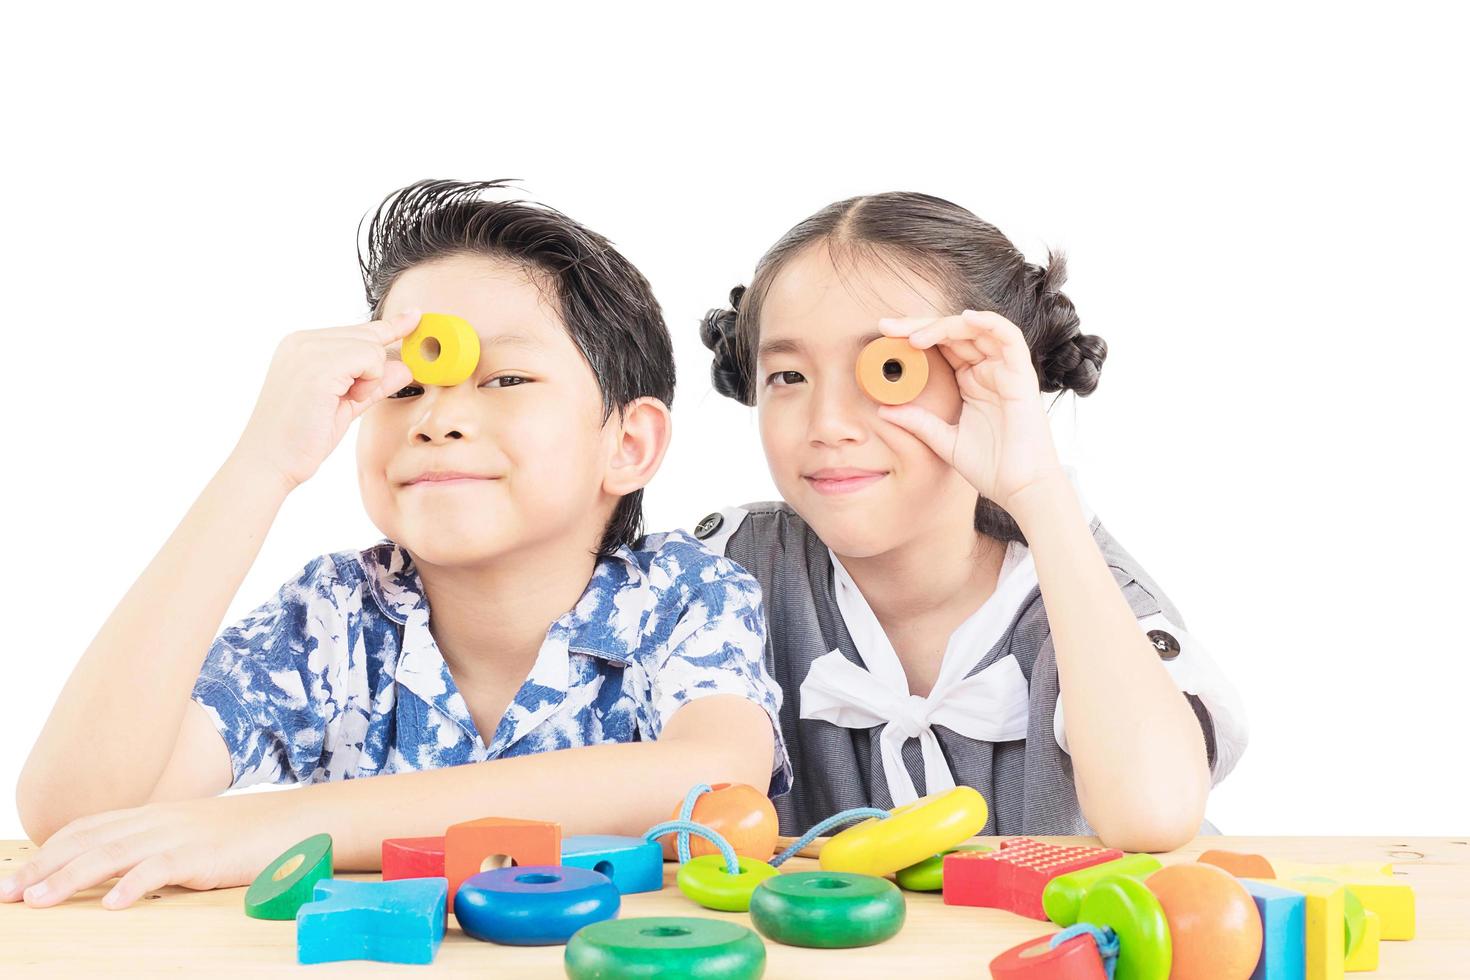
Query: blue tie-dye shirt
[{"left": 190, "top": 530, "right": 791, "bottom": 796}]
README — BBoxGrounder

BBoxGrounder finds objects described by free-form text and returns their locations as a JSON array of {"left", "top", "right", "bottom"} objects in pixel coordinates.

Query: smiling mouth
[
  {"left": 402, "top": 474, "right": 499, "bottom": 487},
  {"left": 804, "top": 471, "right": 887, "bottom": 495}
]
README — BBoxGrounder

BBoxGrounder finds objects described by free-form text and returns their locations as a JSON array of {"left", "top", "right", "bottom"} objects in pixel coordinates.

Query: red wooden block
[
  {"left": 945, "top": 837, "right": 1122, "bottom": 920},
  {"left": 382, "top": 836, "right": 446, "bottom": 881},
  {"left": 444, "top": 817, "right": 561, "bottom": 904},
  {"left": 990, "top": 932, "right": 1110, "bottom": 979}
]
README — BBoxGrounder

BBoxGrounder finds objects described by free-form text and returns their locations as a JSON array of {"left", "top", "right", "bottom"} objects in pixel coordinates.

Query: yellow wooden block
[
  {"left": 1345, "top": 909, "right": 1380, "bottom": 972},
  {"left": 1285, "top": 878, "right": 1346, "bottom": 980},
  {"left": 1273, "top": 860, "right": 1393, "bottom": 880},
  {"left": 1342, "top": 878, "right": 1415, "bottom": 941}
]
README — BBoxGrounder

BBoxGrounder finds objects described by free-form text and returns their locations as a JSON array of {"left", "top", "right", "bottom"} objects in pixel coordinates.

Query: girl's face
[
  {"left": 357, "top": 254, "right": 616, "bottom": 569},
  {"left": 755, "top": 244, "right": 980, "bottom": 559}
]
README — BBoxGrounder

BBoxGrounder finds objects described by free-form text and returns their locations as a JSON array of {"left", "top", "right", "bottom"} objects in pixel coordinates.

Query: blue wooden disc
[{"left": 454, "top": 865, "right": 620, "bottom": 946}]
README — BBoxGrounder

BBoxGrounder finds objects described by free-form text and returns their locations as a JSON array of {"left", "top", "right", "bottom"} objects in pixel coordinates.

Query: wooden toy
[
  {"left": 1294, "top": 876, "right": 1367, "bottom": 956},
  {"left": 1275, "top": 878, "right": 1346, "bottom": 980},
  {"left": 676, "top": 853, "right": 780, "bottom": 912},
  {"left": 381, "top": 836, "right": 445, "bottom": 881},
  {"left": 1341, "top": 878, "right": 1415, "bottom": 940},
  {"left": 444, "top": 816, "right": 560, "bottom": 903},
  {"left": 895, "top": 843, "right": 992, "bottom": 892},
  {"left": 1240, "top": 879, "right": 1307, "bottom": 980},
  {"left": 402, "top": 312, "right": 480, "bottom": 387},
  {"left": 1345, "top": 910, "right": 1380, "bottom": 972},
  {"left": 296, "top": 877, "right": 448, "bottom": 965},
  {"left": 749, "top": 871, "right": 906, "bottom": 949},
  {"left": 856, "top": 336, "right": 930, "bottom": 404},
  {"left": 821, "top": 786, "right": 989, "bottom": 878},
  {"left": 989, "top": 932, "right": 1110, "bottom": 979},
  {"left": 1145, "top": 864, "right": 1262, "bottom": 980},
  {"left": 453, "top": 865, "right": 619, "bottom": 946},
  {"left": 663, "top": 782, "right": 779, "bottom": 861},
  {"left": 1076, "top": 875, "right": 1172, "bottom": 980},
  {"left": 244, "top": 832, "right": 332, "bottom": 920},
  {"left": 944, "top": 837, "right": 1122, "bottom": 920},
  {"left": 565, "top": 916, "right": 766, "bottom": 980},
  {"left": 1272, "top": 861, "right": 1392, "bottom": 881},
  {"left": 561, "top": 834, "right": 665, "bottom": 895},
  {"left": 1042, "top": 853, "right": 1163, "bottom": 925},
  {"left": 1200, "top": 849, "right": 1277, "bottom": 879}
]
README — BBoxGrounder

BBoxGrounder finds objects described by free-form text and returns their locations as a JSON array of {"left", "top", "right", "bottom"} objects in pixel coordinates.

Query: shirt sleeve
[
  {"left": 190, "top": 555, "right": 347, "bottom": 789},
  {"left": 643, "top": 558, "right": 794, "bottom": 798}
]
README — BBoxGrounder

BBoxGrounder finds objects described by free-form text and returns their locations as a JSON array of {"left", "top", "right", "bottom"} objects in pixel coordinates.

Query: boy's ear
[{"left": 602, "top": 397, "right": 673, "bottom": 497}]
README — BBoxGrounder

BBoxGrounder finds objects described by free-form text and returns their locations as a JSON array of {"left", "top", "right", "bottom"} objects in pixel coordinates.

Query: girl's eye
[
  {"left": 387, "top": 384, "right": 424, "bottom": 399},
  {"left": 766, "top": 370, "right": 806, "bottom": 387},
  {"left": 484, "top": 375, "right": 531, "bottom": 389}
]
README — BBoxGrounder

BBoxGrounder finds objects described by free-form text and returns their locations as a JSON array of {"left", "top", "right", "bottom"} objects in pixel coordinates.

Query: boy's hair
[
  {"left": 699, "top": 191, "right": 1106, "bottom": 544},
  {"left": 359, "top": 179, "right": 675, "bottom": 556}
]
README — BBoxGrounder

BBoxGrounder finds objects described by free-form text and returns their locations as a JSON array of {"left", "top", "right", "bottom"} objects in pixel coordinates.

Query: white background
[{"left": 1, "top": 2, "right": 1465, "bottom": 839}]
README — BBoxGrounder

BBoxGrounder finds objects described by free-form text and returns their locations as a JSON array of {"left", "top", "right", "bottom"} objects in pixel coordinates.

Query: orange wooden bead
[
  {"left": 856, "top": 337, "right": 929, "bottom": 404},
  {"left": 663, "top": 783, "right": 779, "bottom": 861},
  {"left": 1145, "top": 864, "right": 1262, "bottom": 980}
]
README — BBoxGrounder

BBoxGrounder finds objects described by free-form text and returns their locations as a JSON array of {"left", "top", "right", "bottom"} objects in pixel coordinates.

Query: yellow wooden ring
[
  {"left": 819, "top": 787, "right": 988, "bottom": 878},
  {"left": 856, "top": 336, "right": 929, "bottom": 405},
  {"left": 402, "top": 313, "right": 480, "bottom": 387}
]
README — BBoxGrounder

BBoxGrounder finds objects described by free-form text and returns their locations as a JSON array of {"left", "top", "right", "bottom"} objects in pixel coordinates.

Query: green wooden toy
[
  {"left": 1043, "top": 853, "right": 1164, "bottom": 925},
  {"left": 245, "top": 833, "right": 333, "bottom": 920},
  {"left": 675, "top": 853, "right": 779, "bottom": 912},
  {"left": 895, "top": 844, "right": 992, "bottom": 892},
  {"left": 565, "top": 916, "right": 766, "bottom": 979},
  {"left": 1076, "top": 875, "right": 1171, "bottom": 980},
  {"left": 748, "top": 871, "right": 905, "bottom": 949}
]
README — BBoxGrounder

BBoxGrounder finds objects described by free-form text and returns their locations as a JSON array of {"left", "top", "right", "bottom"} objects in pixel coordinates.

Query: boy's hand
[
  {"left": 232, "top": 311, "right": 420, "bottom": 491},
  {"left": 0, "top": 792, "right": 310, "bottom": 910},
  {"left": 875, "top": 310, "right": 1065, "bottom": 512}
]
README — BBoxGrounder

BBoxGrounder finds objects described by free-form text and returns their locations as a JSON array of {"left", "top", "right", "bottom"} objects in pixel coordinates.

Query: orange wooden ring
[
  {"left": 1145, "top": 864, "right": 1262, "bottom": 980},
  {"left": 856, "top": 337, "right": 929, "bottom": 405},
  {"left": 663, "top": 783, "right": 779, "bottom": 861}
]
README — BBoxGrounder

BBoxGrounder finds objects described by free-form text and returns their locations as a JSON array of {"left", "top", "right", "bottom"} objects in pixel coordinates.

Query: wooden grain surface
[{"left": 2, "top": 836, "right": 1466, "bottom": 977}]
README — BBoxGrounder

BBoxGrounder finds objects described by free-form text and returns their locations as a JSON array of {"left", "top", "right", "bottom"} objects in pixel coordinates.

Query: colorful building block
[
  {"left": 244, "top": 833, "right": 333, "bottom": 920},
  {"left": 1043, "top": 854, "right": 1163, "bottom": 925},
  {"left": 445, "top": 816, "right": 560, "bottom": 904},
  {"left": 1241, "top": 879, "right": 1306, "bottom": 980},
  {"left": 296, "top": 877, "right": 448, "bottom": 965},
  {"left": 990, "top": 932, "right": 1110, "bottom": 979},
  {"left": 382, "top": 836, "right": 446, "bottom": 881},
  {"left": 1279, "top": 878, "right": 1346, "bottom": 980},
  {"left": 944, "top": 838, "right": 1123, "bottom": 920},
  {"left": 561, "top": 835, "right": 665, "bottom": 895},
  {"left": 1341, "top": 879, "right": 1415, "bottom": 941},
  {"left": 1345, "top": 909, "right": 1380, "bottom": 971},
  {"left": 1200, "top": 849, "right": 1277, "bottom": 879}
]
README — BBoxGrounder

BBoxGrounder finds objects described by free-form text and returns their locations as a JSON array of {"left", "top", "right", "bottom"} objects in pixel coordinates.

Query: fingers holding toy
[{"left": 879, "top": 310, "right": 1041, "bottom": 401}]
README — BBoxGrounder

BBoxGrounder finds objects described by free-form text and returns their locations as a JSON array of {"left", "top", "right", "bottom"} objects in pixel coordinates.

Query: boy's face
[
  {"left": 755, "top": 244, "right": 980, "bottom": 559},
  {"left": 357, "top": 254, "right": 615, "bottom": 568}
]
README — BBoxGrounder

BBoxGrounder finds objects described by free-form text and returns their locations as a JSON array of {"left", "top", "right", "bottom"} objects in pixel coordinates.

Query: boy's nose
[{"left": 408, "top": 386, "right": 478, "bottom": 443}]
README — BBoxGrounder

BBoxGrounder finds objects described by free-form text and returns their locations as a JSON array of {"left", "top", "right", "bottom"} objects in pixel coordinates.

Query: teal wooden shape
[
  {"left": 561, "top": 834, "right": 665, "bottom": 894},
  {"left": 1241, "top": 879, "right": 1306, "bottom": 980},
  {"left": 296, "top": 877, "right": 448, "bottom": 965}
]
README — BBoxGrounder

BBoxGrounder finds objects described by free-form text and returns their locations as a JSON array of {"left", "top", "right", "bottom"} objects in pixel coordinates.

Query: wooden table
[{"left": 2, "top": 837, "right": 1465, "bottom": 977}]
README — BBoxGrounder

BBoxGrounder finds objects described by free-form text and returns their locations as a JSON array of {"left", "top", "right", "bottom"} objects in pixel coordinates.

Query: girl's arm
[
  {"left": 1, "top": 694, "right": 776, "bottom": 909},
  {"left": 16, "top": 314, "right": 419, "bottom": 843}
]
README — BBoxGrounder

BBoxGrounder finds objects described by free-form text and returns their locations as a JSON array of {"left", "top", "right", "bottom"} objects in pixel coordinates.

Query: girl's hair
[
  {"left": 359, "top": 179, "right": 676, "bottom": 557},
  {"left": 700, "top": 191, "right": 1106, "bottom": 543}
]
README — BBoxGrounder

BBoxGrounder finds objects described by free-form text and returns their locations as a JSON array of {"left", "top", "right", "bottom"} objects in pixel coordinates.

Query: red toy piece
[
  {"left": 945, "top": 838, "right": 1123, "bottom": 920},
  {"left": 990, "top": 932, "right": 1109, "bottom": 979},
  {"left": 382, "top": 836, "right": 447, "bottom": 881},
  {"left": 1197, "top": 849, "right": 1276, "bottom": 879},
  {"left": 444, "top": 817, "right": 561, "bottom": 905}
]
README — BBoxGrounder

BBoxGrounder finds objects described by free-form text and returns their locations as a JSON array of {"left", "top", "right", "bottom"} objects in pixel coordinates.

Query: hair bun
[
  {"left": 699, "top": 284, "right": 754, "bottom": 405},
  {"left": 1026, "top": 250, "right": 1107, "bottom": 396}
]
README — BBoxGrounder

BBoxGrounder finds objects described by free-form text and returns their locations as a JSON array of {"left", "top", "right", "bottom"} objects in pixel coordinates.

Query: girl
[{"left": 695, "top": 192, "right": 1246, "bottom": 852}]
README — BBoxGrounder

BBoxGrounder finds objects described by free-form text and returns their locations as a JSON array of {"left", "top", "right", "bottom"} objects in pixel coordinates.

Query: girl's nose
[{"left": 806, "top": 376, "right": 869, "bottom": 447}]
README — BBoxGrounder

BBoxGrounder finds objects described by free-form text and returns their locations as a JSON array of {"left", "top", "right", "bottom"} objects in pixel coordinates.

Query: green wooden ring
[
  {"left": 244, "top": 833, "right": 332, "bottom": 920},
  {"left": 565, "top": 916, "right": 766, "bottom": 979},
  {"left": 748, "top": 871, "right": 905, "bottom": 948},
  {"left": 1296, "top": 875, "right": 1367, "bottom": 954},
  {"left": 675, "top": 854, "right": 779, "bottom": 912},
  {"left": 894, "top": 844, "right": 992, "bottom": 892},
  {"left": 1077, "top": 874, "right": 1172, "bottom": 980}
]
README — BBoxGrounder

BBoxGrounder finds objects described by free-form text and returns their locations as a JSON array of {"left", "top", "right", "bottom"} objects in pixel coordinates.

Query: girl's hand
[
  {"left": 0, "top": 793, "right": 308, "bottom": 910},
  {"left": 231, "top": 311, "right": 420, "bottom": 491},
  {"left": 876, "top": 309, "right": 1065, "bottom": 512}
]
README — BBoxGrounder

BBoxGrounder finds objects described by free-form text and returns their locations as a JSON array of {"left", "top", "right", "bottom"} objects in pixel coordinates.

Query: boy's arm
[{"left": 16, "top": 454, "right": 291, "bottom": 842}]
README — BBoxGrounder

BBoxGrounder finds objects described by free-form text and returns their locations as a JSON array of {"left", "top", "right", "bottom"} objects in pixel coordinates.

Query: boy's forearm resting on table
[
  {"left": 1008, "top": 473, "right": 1211, "bottom": 853},
  {"left": 16, "top": 450, "right": 293, "bottom": 843}
]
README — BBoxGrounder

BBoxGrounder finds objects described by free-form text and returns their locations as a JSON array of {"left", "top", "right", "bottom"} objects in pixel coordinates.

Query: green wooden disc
[
  {"left": 749, "top": 871, "right": 905, "bottom": 948},
  {"left": 565, "top": 916, "right": 766, "bottom": 979},
  {"left": 244, "top": 833, "right": 333, "bottom": 920},
  {"left": 1296, "top": 875, "right": 1367, "bottom": 954},
  {"left": 895, "top": 844, "right": 992, "bottom": 892},
  {"left": 1077, "top": 875, "right": 1171, "bottom": 980},
  {"left": 676, "top": 854, "right": 779, "bottom": 912}
]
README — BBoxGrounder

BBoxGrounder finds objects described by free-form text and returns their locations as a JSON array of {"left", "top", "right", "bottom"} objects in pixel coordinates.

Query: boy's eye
[
  {"left": 767, "top": 370, "right": 806, "bottom": 387},
  {"left": 387, "top": 384, "right": 424, "bottom": 399},
  {"left": 484, "top": 375, "right": 531, "bottom": 389}
]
